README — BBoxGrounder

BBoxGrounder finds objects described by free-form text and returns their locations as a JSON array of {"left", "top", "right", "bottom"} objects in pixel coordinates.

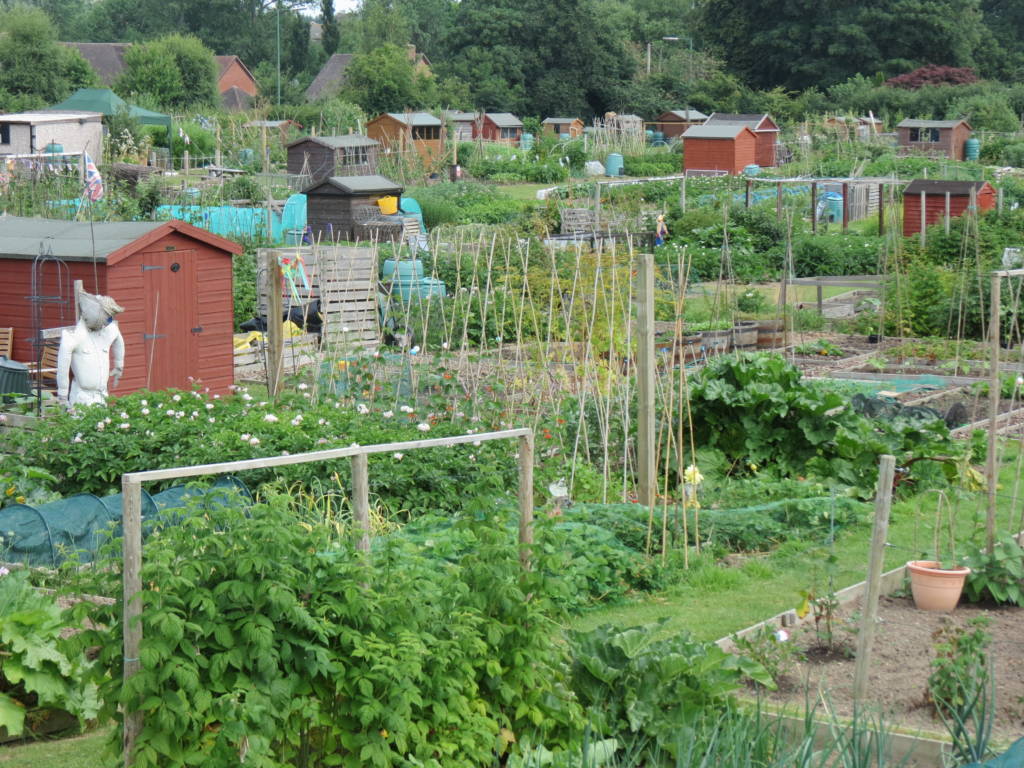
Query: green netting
[{"left": 0, "top": 477, "right": 251, "bottom": 568}]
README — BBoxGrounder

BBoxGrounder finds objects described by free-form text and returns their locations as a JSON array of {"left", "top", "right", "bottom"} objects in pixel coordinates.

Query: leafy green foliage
[
  {"left": 730, "top": 626, "right": 804, "bottom": 688},
  {"left": 962, "top": 534, "right": 1024, "bottom": 605},
  {"left": 116, "top": 34, "right": 219, "bottom": 110}
]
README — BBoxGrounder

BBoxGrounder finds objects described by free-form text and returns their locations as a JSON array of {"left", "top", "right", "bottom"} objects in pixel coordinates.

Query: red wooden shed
[
  {"left": 902, "top": 180, "right": 996, "bottom": 237},
  {"left": 473, "top": 113, "right": 523, "bottom": 143},
  {"left": 704, "top": 113, "right": 780, "bottom": 167},
  {"left": 0, "top": 217, "right": 242, "bottom": 396},
  {"left": 682, "top": 124, "right": 757, "bottom": 175}
]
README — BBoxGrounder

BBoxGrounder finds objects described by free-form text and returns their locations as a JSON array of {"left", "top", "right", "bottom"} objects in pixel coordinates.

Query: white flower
[
  {"left": 382, "top": 410, "right": 393, "bottom": 418},
  {"left": 410, "top": 345, "right": 420, "bottom": 355},
  {"left": 213, "top": 394, "right": 220, "bottom": 399},
  {"left": 96, "top": 421, "right": 105, "bottom": 431},
  {"left": 290, "top": 417, "right": 302, "bottom": 427},
  {"left": 342, "top": 326, "right": 351, "bottom": 333},
  {"left": 1017, "top": 376, "right": 1024, "bottom": 388},
  {"left": 240, "top": 433, "right": 251, "bottom": 441},
  {"left": 120, "top": 411, "right": 130, "bottom": 419},
  {"left": 249, "top": 437, "right": 260, "bottom": 446},
  {"left": 264, "top": 413, "right": 279, "bottom": 423},
  {"left": 208, "top": 417, "right": 216, "bottom": 423},
  {"left": 297, "top": 383, "right": 308, "bottom": 391},
  {"left": 774, "top": 629, "right": 790, "bottom": 642},
  {"left": 140, "top": 399, "right": 148, "bottom": 406},
  {"left": 281, "top": 450, "right": 290, "bottom": 456},
  {"left": 473, "top": 440, "right": 481, "bottom": 447},
  {"left": 393, "top": 452, "right": 404, "bottom": 460},
  {"left": 417, "top": 422, "right": 430, "bottom": 432},
  {"left": 172, "top": 394, "right": 181, "bottom": 402},
  {"left": 166, "top": 409, "right": 176, "bottom": 416},
  {"left": 400, "top": 405, "right": 413, "bottom": 413},
  {"left": 356, "top": 403, "right": 369, "bottom": 414},
  {"left": 242, "top": 393, "right": 253, "bottom": 401},
  {"left": 119, "top": 422, "right": 130, "bottom": 430},
  {"left": 73, "top": 433, "right": 84, "bottom": 443},
  {"left": 205, "top": 403, "right": 214, "bottom": 410},
  {"left": 176, "top": 411, "right": 185, "bottom": 418},
  {"left": 441, "top": 342, "right": 449, "bottom": 350},
  {"left": 104, "top": 416, "right": 112, "bottom": 424},
  {"left": 259, "top": 401, "right": 268, "bottom": 407},
  {"left": 318, "top": 418, "right": 327, "bottom": 426},
  {"left": 317, "top": 437, "right": 328, "bottom": 445},
  {"left": 141, "top": 408, "right": 150, "bottom": 415},
  {"left": 191, "top": 411, "right": 198, "bottom": 418}
]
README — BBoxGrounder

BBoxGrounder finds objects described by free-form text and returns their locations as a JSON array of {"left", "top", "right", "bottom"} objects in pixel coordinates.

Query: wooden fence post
[
  {"left": 919, "top": 190, "right": 927, "bottom": 248},
  {"left": 841, "top": 181, "right": 849, "bottom": 232},
  {"left": 122, "top": 477, "right": 143, "bottom": 767},
  {"left": 518, "top": 433, "right": 534, "bottom": 569},
  {"left": 853, "top": 454, "right": 896, "bottom": 703},
  {"left": 352, "top": 453, "right": 371, "bottom": 553},
  {"left": 637, "top": 251, "right": 656, "bottom": 511},
  {"left": 266, "top": 255, "right": 284, "bottom": 398},
  {"left": 810, "top": 181, "right": 817, "bottom": 234},
  {"left": 986, "top": 272, "right": 1001, "bottom": 553},
  {"left": 877, "top": 184, "right": 884, "bottom": 237}
]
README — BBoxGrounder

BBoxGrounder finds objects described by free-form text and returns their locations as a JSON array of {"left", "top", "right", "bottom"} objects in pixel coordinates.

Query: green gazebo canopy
[{"left": 48, "top": 88, "right": 172, "bottom": 133}]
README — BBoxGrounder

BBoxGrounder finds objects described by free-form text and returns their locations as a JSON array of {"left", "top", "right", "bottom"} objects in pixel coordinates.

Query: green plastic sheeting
[
  {"left": 48, "top": 88, "right": 172, "bottom": 134},
  {"left": 0, "top": 477, "right": 251, "bottom": 568}
]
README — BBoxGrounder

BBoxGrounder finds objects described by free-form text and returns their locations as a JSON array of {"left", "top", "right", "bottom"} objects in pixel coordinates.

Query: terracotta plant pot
[{"left": 907, "top": 560, "right": 970, "bottom": 612}]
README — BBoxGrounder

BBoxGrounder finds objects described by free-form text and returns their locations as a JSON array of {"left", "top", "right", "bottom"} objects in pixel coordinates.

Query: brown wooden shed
[
  {"left": 656, "top": 109, "right": 709, "bottom": 139},
  {"left": 704, "top": 113, "right": 780, "bottom": 167},
  {"left": 474, "top": 113, "right": 523, "bottom": 143},
  {"left": 366, "top": 112, "right": 443, "bottom": 164},
  {"left": 541, "top": 117, "right": 584, "bottom": 138},
  {"left": 896, "top": 119, "right": 972, "bottom": 160},
  {"left": 682, "top": 124, "right": 757, "bottom": 175},
  {"left": 0, "top": 217, "right": 241, "bottom": 395},
  {"left": 304, "top": 175, "right": 404, "bottom": 242},
  {"left": 902, "top": 179, "right": 996, "bottom": 236},
  {"left": 287, "top": 135, "right": 379, "bottom": 181}
]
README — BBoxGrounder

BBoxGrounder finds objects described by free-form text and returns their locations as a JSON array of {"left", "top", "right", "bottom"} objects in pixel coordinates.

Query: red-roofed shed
[
  {"left": 902, "top": 180, "right": 996, "bottom": 237},
  {"left": 683, "top": 124, "right": 757, "bottom": 175}
]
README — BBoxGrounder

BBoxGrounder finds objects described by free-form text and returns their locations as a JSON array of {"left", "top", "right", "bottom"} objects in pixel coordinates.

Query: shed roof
[
  {"left": 542, "top": 117, "right": 581, "bottom": 124},
  {"left": 61, "top": 42, "right": 130, "bottom": 85},
  {"left": 0, "top": 111, "right": 101, "bottom": 124},
  {"left": 486, "top": 113, "right": 523, "bottom": 128},
  {"left": 304, "top": 175, "right": 403, "bottom": 195},
  {"left": 443, "top": 110, "right": 476, "bottom": 122},
  {"left": 662, "top": 109, "right": 709, "bottom": 121},
  {"left": 244, "top": 120, "right": 301, "bottom": 129},
  {"left": 705, "top": 113, "right": 780, "bottom": 132},
  {"left": 0, "top": 217, "right": 242, "bottom": 263},
  {"left": 305, "top": 53, "right": 354, "bottom": 101},
  {"left": 380, "top": 112, "right": 442, "bottom": 127},
  {"left": 287, "top": 134, "right": 379, "bottom": 149},
  {"left": 682, "top": 124, "right": 754, "bottom": 139},
  {"left": 897, "top": 119, "right": 970, "bottom": 129},
  {"left": 904, "top": 179, "right": 992, "bottom": 196}
]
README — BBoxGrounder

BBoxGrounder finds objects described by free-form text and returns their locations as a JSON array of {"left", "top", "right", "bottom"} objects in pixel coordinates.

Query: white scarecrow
[{"left": 56, "top": 292, "right": 125, "bottom": 409}]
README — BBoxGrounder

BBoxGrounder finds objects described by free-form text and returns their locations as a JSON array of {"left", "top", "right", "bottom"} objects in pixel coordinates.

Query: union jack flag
[{"left": 84, "top": 152, "right": 103, "bottom": 202}]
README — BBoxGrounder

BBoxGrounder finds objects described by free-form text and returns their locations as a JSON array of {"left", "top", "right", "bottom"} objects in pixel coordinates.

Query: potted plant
[{"left": 908, "top": 492, "right": 970, "bottom": 611}]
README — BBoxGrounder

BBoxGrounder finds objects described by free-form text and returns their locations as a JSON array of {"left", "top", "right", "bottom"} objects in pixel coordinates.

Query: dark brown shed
[
  {"left": 0, "top": 217, "right": 241, "bottom": 395},
  {"left": 896, "top": 119, "right": 972, "bottom": 160},
  {"left": 304, "top": 175, "right": 404, "bottom": 242},
  {"left": 656, "top": 109, "right": 709, "bottom": 139},
  {"left": 287, "top": 135, "right": 380, "bottom": 181}
]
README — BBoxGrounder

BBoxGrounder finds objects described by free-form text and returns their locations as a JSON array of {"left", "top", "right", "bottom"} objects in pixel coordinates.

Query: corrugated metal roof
[
  {"left": 287, "top": 134, "right": 379, "bottom": 149},
  {"left": 665, "top": 109, "right": 709, "bottom": 121},
  {"left": 706, "top": 113, "right": 779, "bottom": 131},
  {"left": 486, "top": 113, "right": 523, "bottom": 128},
  {"left": 897, "top": 119, "right": 968, "bottom": 129},
  {"left": 0, "top": 216, "right": 164, "bottom": 261},
  {"left": 683, "top": 124, "right": 751, "bottom": 139},
  {"left": 542, "top": 117, "right": 580, "bottom": 124},
  {"left": 384, "top": 112, "right": 442, "bottom": 127},
  {"left": 442, "top": 110, "right": 476, "bottom": 122},
  {"left": 308, "top": 175, "right": 403, "bottom": 194},
  {"left": 904, "top": 179, "right": 990, "bottom": 195}
]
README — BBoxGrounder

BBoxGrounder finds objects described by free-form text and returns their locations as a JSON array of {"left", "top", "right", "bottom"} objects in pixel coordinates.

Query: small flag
[{"left": 83, "top": 152, "right": 103, "bottom": 202}]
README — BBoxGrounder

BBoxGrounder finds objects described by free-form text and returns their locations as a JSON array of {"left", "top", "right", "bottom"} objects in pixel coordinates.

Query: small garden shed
[
  {"left": 656, "top": 109, "right": 709, "bottom": 139},
  {"left": 542, "top": 117, "right": 584, "bottom": 138},
  {"left": 367, "top": 112, "right": 443, "bottom": 163},
  {"left": 682, "top": 124, "right": 757, "bottom": 175},
  {"left": 0, "top": 217, "right": 241, "bottom": 395},
  {"left": 896, "top": 119, "right": 971, "bottom": 160},
  {"left": 443, "top": 110, "right": 476, "bottom": 141},
  {"left": 902, "top": 179, "right": 996, "bottom": 236},
  {"left": 704, "top": 113, "right": 780, "bottom": 167},
  {"left": 474, "top": 113, "right": 523, "bottom": 143},
  {"left": 287, "top": 135, "right": 379, "bottom": 180},
  {"left": 0, "top": 111, "right": 103, "bottom": 156},
  {"left": 304, "top": 175, "right": 404, "bottom": 242}
]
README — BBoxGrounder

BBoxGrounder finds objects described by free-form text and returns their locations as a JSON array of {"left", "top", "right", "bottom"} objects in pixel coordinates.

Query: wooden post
[
  {"left": 351, "top": 453, "right": 370, "bottom": 553},
  {"left": 998, "top": 186, "right": 1004, "bottom": 214},
  {"left": 215, "top": 123, "right": 222, "bottom": 167},
  {"left": 183, "top": 149, "right": 190, "bottom": 175},
  {"left": 745, "top": 179, "right": 752, "bottom": 209},
  {"left": 816, "top": 284, "right": 824, "bottom": 315},
  {"left": 919, "top": 190, "right": 927, "bottom": 249},
  {"left": 877, "top": 183, "right": 884, "bottom": 237},
  {"left": 775, "top": 181, "right": 782, "bottom": 221},
  {"left": 593, "top": 181, "right": 602, "bottom": 230},
  {"left": 261, "top": 124, "right": 268, "bottom": 174},
  {"left": 518, "top": 432, "right": 534, "bottom": 569},
  {"left": 679, "top": 175, "right": 686, "bottom": 213},
  {"left": 266, "top": 254, "right": 284, "bottom": 398},
  {"left": 636, "top": 252, "right": 656, "bottom": 511},
  {"left": 986, "top": 272, "right": 1001, "bottom": 553},
  {"left": 853, "top": 454, "right": 896, "bottom": 703},
  {"left": 944, "top": 191, "right": 951, "bottom": 234},
  {"left": 121, "top": 477, "right": 143, "bottom": 767},
  {"left": 841, "top": 182, "right": 849, "bottom": 232},
  {"left": 810, "top": 181, "right": 818, "bottom": 234}
]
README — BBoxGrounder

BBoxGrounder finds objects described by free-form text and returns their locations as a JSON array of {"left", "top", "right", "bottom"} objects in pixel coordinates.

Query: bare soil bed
[{"left": 766, "top": 595, "right": 1024, "bottom": 742}]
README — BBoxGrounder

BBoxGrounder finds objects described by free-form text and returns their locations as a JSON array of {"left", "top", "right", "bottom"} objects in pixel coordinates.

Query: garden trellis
[{"left": 118, "top": 427, "right": 534, "bottom": 767}]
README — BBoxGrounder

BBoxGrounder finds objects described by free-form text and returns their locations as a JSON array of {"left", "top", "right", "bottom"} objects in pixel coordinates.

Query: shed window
[
  {"left": 342, "top": 146, "right": 368, "bottom": 166},
  {"left": 412, "top": 125, "right": 440, "bottom": 140},
  {"left": 499, "top": 127, "right": 518, "bottom": 139},
  {"left": 0, "top": 123, "right": 9, "bottom": 145},
  {"left": 909, "top": 127, "right": 940, "bottom": 143}
]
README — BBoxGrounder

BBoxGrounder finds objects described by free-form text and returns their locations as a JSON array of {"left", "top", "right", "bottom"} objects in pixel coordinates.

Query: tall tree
[
  {"left": 321, "top": 0, "right": 339, "bottom": 55},
  {"left": 116, "top": 34, "right": 218, "bottom": 109},
  {"left": 358, "top": 0, "right": 409, "bottom": 53},
  {"left": 342, "top": 42, "right": 422, "bottom": 113}
]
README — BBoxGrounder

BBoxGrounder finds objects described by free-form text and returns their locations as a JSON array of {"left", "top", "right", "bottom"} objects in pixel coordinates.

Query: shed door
[{"left": 140, "top": 250, "right": 199, "bottom": 391}]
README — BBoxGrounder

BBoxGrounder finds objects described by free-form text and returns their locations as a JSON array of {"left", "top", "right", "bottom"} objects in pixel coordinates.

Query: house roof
[
  {"left": 683, "top": 124, "right": 755, "bottom": 140},
  {"left": 244, "top": 120, "right": 301, "bottom": 129},
  {"left": 661, "top": 109, "right": 709, "bottom": 121},
  {"left": 379, "top": 112, "right": 442, "bottom": 127},
  {"left": 705, "top": 113, "right": 780, "bottom": 132},
  {"left": 0, "top": 217, "right": 242, "bottom": 263},
  {"left": 61, "top": 42, "right": 130, "bottom": 86},
  {"left": 897, "top": 119, "right": 969, "bottom": 129},
  {"left": 221, "top": 86, "right": 252, "bottom": 112},
  {"left": 0, "top": 111, "right": 101, "bottom": 124},
  {"left": 904, "top": 179, "right": 992, "bottom": 196},
  {"left": 486, "top": 113, "right": 522, "bottom": 128},
  {"left": 303, "top": 175, "right": 402, "bottom": 195},
  {"left": 305, "top": 53, "right": 354, "bottom": 101},
  {"left": 287, "top": 134, "right": 378, "bottom": 149}
]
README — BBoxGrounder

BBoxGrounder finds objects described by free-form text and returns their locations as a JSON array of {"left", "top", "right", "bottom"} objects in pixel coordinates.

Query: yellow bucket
[{"left": 377, "top": 196, "right": 399, "bottom": 215}]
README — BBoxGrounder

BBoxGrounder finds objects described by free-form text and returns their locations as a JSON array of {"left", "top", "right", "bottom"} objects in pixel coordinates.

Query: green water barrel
[
  {"left": 824, "top": 192, "right": 843, "bottom": 223},
  {"left": 520, "top": 132, "right": 534, "bottom": 149},
  {"left": 965, "top": 137, "right": 980, "bottom": 161},
  {"left": 605, "top": 153, "right": 624, "bottom": 176},
  {"left": 382, "top": 258, "right": 425, "bottom": 281},
  {"left": 44, "top": 142, "right": 63, "bottom": 155},
  {"left": 645, "top": 129, "right": 655, "bottom": 143}
]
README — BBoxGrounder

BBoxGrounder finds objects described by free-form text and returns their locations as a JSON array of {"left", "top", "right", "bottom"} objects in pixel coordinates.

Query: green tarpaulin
[{"left": 48, "top": 88, "right": 172, "bottom": 134}]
